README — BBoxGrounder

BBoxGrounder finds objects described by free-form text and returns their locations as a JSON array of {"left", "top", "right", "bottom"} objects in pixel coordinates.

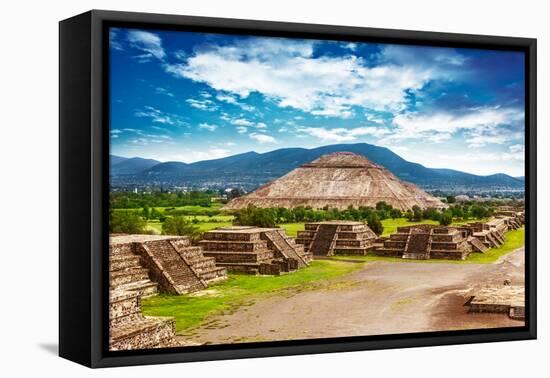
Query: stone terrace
[
  {"left": 466, "top": 285, "right": 525, "bottom": 320},
  {"left": 109, "top": 289, "right": 176, "bottom": 351},
  {"left": 110, "top": 234, "right": 227, "bottom": 296},
  {"left": 296, "top": 221, "right": 378, "bottom": 256},
  {"left": 375, "top": 224, "right": 472, "bottom": 260},
  {"left": 199, "top": 226, "right": 311, "bottom": 275}
]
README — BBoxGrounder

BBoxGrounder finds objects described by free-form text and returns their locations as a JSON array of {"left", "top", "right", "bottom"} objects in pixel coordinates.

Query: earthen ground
[{"left": 177, "top": 248, "right": 525, "bottom": 345}]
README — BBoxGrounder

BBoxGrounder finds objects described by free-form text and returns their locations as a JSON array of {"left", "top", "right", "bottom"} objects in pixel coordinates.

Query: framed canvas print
[{"left": 59, "top": 10, "right": 537, "bottom": 368}]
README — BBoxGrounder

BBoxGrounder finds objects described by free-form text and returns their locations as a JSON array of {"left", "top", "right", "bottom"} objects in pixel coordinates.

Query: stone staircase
[
  {"left": 139, "top": 239, "right": 206, "bottom": 295},
  {"left": 170, "top": 240, "right": 227, "bottom": 284},
  {"left": 309, "top": 224, "right": 339, "bottom": 256},
  {"left": 484, "top": 232, "right": 502, "bottom": 248},
  {"left": 468, "top": 236, "right": 489, "bottom": 253},
  {"left": 403, "top": 231, "right": 432, "bottom": 260},
  {"left": 109, "top": 244, "right": 158, "bottom": 297},
  {"left": 111, "top": 235, "right": 228, "bottom": 296},
  {"left": 263, "top": 229, "right": 310, "bottom": 267},
  {"left": 492, "top": 231, "right": 505, "bottom": 245},
  {"left": 109, "top": 289, "right": 176, "bottom": 351}
]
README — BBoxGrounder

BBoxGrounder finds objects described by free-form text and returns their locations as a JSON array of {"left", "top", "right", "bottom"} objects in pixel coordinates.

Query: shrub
[
  {"left": 367, "top": 213, "right": 384, "bottom": 236},
  {"left": 162, "top": 216, "right": 201, "bottom": 241},
  {"left": 439, "top": 211, "right": 453, "bottom": 226},
  {"left": 110, "top": 210, "right": 147, "bottom": 234}
]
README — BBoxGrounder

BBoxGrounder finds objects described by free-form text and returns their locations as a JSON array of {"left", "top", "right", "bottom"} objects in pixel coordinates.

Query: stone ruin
[
  {"left": 465, "top": 285, "right": 525, "bottom": 320},
  {"left": 375, "top": 224, "right": 473, "bottom": 260},
  {"left": 110, "top": 234, "right": 227, "bottom": 296},
  {"left": 109, "top": 234, "right": 228, "bottom": 350},
  {"left": 109, "top": 289, "right": 176, "bottom": 351},
  {"left": 223, "top": 152, "right": 446, "bottom": 211},
  {"left": 375, "top": 213, "right": 525, "bottom": 260},
  {"left": 459, "top": 211, "right": 524, "bottom": 250},
  {"left": 296, "top": 221, "right": 378, "bottom": 256},
  {"left": 199, "top": 226, "right": 312, "bottom": 275}
]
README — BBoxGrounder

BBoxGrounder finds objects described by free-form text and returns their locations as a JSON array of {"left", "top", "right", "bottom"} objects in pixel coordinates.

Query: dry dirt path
[{"left": 182, "top": 248, "right": 525, "bottom": 345}]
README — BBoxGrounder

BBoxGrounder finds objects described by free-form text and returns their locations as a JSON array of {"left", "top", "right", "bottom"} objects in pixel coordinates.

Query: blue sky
[{"left": 109, "top": 28, "right": 525, "bottom": 176}]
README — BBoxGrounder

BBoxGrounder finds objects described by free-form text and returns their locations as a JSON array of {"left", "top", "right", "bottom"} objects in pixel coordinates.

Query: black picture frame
[{"left": 59, "top": 9, "right": 537, "bottom": 368}]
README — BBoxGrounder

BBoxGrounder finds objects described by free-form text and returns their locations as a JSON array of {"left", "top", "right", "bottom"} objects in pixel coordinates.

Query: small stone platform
[
  {"left": 375, "top": 224, "right": 472, "bottom": 260},
  {"left": 199, "top": 226, "right": 312, "bottom": 275},
  {"left": 296, "top": 221, "right": 378, "bottom": 256},
  {"left": 466, "top": 285, "right": 525, "bottom": 320}
]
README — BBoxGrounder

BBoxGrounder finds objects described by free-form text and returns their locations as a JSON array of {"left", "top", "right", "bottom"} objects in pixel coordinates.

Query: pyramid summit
[{"left": 224, "top": 152, "right": 446, "bottom": 211}]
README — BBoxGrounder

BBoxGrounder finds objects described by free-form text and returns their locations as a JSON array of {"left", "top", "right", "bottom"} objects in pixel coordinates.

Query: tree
[
  {"left": 367, "top": 213, "right": 384, "bottom": 236},
  {"left": 150, "top": 207, "right": 162, "bottom": 220},
  {"left": 446, "top": 195, "right": 456, "bottom": 204},
  {"left": 439, "top": 211, "right": 453, "bottom": 226},
  {"left": 233, "top": 205, "right": 277, "bottom": 228},
  {"left": 110, "top": 210, "right": 147, "bottom": 234},
  {"left": 227, "top": 188, "right": 245, "bottom": 200},
  {"left": 142, "top": 205, "right": 150, "bottom": 220},
  {"left": 390, "top": 209, "right": 402, "bottom": 219},
  {"left": 162, "top": 216, "right": 201, "bottom": 241},
  {"left": 412, "top": 205, "right": 423, "bottom": 222}
]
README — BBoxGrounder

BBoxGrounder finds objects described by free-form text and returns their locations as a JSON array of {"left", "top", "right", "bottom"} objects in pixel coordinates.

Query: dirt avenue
[{"left": 181, "top": 248, "right": 525, "bottom": 345}]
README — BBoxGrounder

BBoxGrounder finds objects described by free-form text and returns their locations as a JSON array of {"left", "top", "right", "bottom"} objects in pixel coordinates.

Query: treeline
[
  {"left": 232, "top": 202, "right": 497, "bottom": 235},
  {"left": 109, "top": 209, "right": 201, "bottom": 241},
  {"left": 110, "top": 190, "right": 217, "bottom": 209}
]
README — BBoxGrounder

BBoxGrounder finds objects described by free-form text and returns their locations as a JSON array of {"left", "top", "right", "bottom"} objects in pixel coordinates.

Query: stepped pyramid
[
  {"left": 375, "top": 224, "right": 472, "bottom": 260},
  {"left": 110, "top": 235, "right": 227, "bottom": 295},
  {"left": 296, "top": 221, "right": 378, "bottom": 256},
  {"left": 199, "top": 226, "right": 312, "bottom": 275},
  {"left": 224, "top": 152, "right": 445, "bottom": 211}
]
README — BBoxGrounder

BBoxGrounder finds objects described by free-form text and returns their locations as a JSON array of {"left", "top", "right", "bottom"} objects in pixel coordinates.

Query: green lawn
[
  {"left": 279, "top": 223, "right": 306, "bottom": 237},
  {"left": 331, "top": 227, "right": 525, "bottom": 265},
  {"left": 141, "top": 260, "right": 363, "bottom": 332}
]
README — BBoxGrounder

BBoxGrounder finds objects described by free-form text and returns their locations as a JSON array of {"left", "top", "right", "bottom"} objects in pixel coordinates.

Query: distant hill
[
  {"left": 111, "top": 156, "right": 160, "bottom": 175},
  {"left": 110, "top": 155, "right": 128, "bottom": 165},
  {"left": 110, "top": 143, "right": 524, "bottom": 191}
]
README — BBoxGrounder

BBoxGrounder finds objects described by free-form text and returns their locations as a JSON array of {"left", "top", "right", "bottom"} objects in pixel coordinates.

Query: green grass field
[
  {"left": 147, "top": 216, "right": 493, "bottom": 237},
  {"left": 331, "top": 227, "right": 525, "bottom": 265},
  {"left": 141, "top": 260, "right": 363, "bottom": 332}
]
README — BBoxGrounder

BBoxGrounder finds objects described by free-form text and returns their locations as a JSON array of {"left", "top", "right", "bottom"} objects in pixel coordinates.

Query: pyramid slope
[{"left": 224, "top": 152, "right": 446, "bottom": 211}]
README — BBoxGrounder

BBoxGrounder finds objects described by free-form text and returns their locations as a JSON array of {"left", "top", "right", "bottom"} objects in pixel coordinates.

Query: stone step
[
  {"left": 110, "top": 316, "right": 175, "bottom": 351},
  {"left": 199, "top": 267, "right": 228, "bottom": 283},
  {"left": 199, "top": 240, "right": 269, "bottom": 252},
  {"left": 115, "top": 280, "right": 158, "bottom": 297},
  {"left": 110, "top": 255, "right": 142, "bottom": 271},
  {"left": 333, "top": 247, "right": 372, "bottom": 255},
  {"left": 173, "top": 282, "right": 206, "bottom": 294},
  {"left": 189, "top": 258, "right": 218, "bottom": 271},
  {"left": 110, "top": 243, "right": 135, "bottom": 256},
  {"left": 109, "top": 290, "right": 141, "bottom": 321},
  {"left": 203, "top": 250, "right": 274, "bottom": 264},
  {"left": 110, "top": 267, "right": 150, "bottom": 286}
]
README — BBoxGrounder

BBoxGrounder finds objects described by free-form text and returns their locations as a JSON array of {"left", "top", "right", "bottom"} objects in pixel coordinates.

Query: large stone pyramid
[{"left": 224, "top": 152, "right": 445, "bottom": 211}]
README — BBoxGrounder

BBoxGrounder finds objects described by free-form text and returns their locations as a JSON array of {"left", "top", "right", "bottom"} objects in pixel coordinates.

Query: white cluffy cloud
[
  {"left": 185, "top": 98, "right": 218, "bottom": 111},
  {"left": 134, "top": 106, "right": 177, "bottom": 125},
  {"left": 296, "top": 126, "right": 391, "bottom": 142},
  {"left": 385, "top": 106, "right": 524, "bottom": 145},
  {"left": 249, "top": 132, "right": 277, "bottom": 144},
  {"left": 198, "top": 123, "right": 218, "bottom": 132},
  {"left": 165, "top": 38, "right": 451, "bottom": 118},
  {"left": 127, "top": 30, "right": 166, "bottom": 62}
]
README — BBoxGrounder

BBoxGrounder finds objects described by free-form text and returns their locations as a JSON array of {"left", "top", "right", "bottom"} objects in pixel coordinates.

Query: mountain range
[{"left": 110, "top": 143, "right": 524, "bottom": 191}]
